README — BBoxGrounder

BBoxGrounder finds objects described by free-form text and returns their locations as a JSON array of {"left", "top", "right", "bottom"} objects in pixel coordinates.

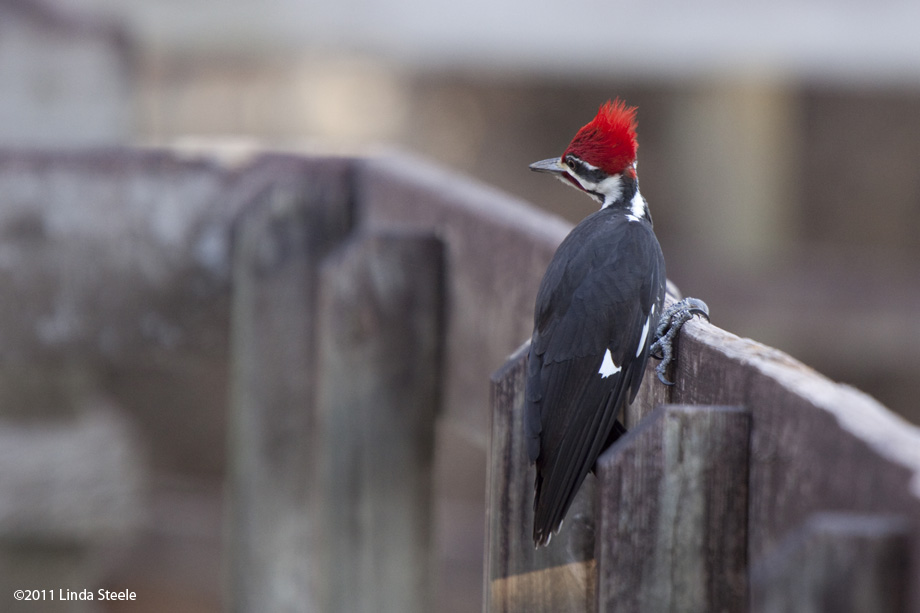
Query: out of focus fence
[{"left": 0, "top": 149, "right": 917, "bottom": 612}]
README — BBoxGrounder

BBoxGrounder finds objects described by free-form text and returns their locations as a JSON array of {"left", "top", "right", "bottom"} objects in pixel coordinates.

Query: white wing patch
[
  {"left": 636, "top": 313, "right": 651, "bottom": 357},
  {"left": 599, "top": 349, "right": 622, "bottom": 378}
]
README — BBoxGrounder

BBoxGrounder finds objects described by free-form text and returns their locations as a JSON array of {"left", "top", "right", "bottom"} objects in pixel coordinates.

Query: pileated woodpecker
[{"left": 525, "top": 100, "right": 708, "bottom": 547}]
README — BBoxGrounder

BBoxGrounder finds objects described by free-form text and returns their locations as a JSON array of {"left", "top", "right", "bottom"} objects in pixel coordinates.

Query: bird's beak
[{"left": 529, "top": 157, "right": 567, "bottom": 175}]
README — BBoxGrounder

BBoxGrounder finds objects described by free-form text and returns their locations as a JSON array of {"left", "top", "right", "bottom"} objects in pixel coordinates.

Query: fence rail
[
  {"left": 225, "top": 151, "right": 568, "bottom": 612},
  {"left": 1, "top": 148, "right": 917, "bottom": 612},
  {"left": 219, "top": 151, "right": 920, "bottom": 612},
  {"left": 487, "top": 308, "right": 920, "bottom": 612}
]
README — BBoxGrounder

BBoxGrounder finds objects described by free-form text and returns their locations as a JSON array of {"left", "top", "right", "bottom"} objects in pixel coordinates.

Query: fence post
[
  {"left": 595, "top": 404, "right": 750, "bottom": 613},
  {"left": 485, "top": 346, "right": 597, "bottom": 613},
  {"left": 226, "top": 172, "right": 353, "bottom": 612},
  {"left": 314, "top": 231, "right": 444, "bottom": 613},
  {"left": 750, "top": 512, "right": 911, "bottom": 613}
]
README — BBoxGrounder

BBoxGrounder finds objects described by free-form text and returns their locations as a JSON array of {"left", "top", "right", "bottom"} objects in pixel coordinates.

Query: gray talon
[
  {"left": 656, "top": 363, "right": 676, "bottom": 386},
  {"left": 650, "top": 297, "right": 710, "bottom": 385}
]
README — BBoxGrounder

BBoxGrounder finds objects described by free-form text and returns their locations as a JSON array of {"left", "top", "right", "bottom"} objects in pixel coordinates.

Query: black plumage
[{"left": 525, "top": 206, "right": 666, "bottom": 546}]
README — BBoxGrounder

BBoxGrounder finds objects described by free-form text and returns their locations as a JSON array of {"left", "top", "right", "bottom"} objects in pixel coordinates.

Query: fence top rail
[
  {"left": 4, "top": 144, "right": 916, "bottom": 491},
  {"left": 684, "top": 317, "right": 920, "bottom": 496}
]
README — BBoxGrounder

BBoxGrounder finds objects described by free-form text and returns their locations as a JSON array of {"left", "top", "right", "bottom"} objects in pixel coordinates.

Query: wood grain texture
[
  {"left": 226, "top": 162, "right": 353, "bottom": 613},
  {"left": 315, "top": 232, "right": 444, "bottom": 613},
  {"left": 669, "top": 318, "right": 920, "bottom": 610},
  {"left": 595, "top": 404, "right": 750, "bottom": 613},
  {"left": 485, "top": 344, "right": 596, "bottom": 613},
  {"left": 750, "top": 513, "right": 911, "bottom": 613}
]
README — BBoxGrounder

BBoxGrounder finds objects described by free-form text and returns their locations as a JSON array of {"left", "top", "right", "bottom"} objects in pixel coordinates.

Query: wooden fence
[
  {"left": 220, "top": 150, "right": 920, "bottom": 612},
  {"left": 487, "top": 312, "right": 920, "bottom": 612},
  {"left": 226, "top": 152, "right": 569, "bottom": 612},
  {"left": 0, "top": 148, "right": 915, "bottom": 611}
]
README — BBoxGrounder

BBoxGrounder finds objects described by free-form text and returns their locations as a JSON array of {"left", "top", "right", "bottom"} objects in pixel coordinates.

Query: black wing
[{"left": 524, "top": 213, "right": 665, "bottom": 546}]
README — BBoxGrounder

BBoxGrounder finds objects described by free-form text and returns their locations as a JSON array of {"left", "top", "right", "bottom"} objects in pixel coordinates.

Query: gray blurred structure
[
  {"left": 0, "top": 0, "right": 133, "bottom": 146},
  {"left": 0, "top": 147, "right": 557, "bottom": 612},
  {"left": 225, "top": 151, "right": 566, "bottom": 612},
  {"left": 0, "top": 149, "right": 241, "bottom": 610},
  {"left": 66, "top": 0, "right": 920, "bottom": 86},
  {"left": 0, "top": 406, "right": 142, "bottom": 613}
]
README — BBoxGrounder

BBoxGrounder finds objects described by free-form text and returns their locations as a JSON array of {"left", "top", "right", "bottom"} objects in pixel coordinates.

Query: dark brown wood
[
  {"left": 226, "top": 165, "right": 353, "bottom": 612},
  {"left": 314, "top": 231, "right": 444, "bottom": 613},
  {"left": 485, "top": 344, "right": 596, "bottom": 613},
  {"left": 595, "top": 404, "right": 750, "bottom": 613},
  {"left": 750, "top": 513, "right": 911, "bottom": 613},
  {"left": 628, "top": 349, "right": 676, "bottom": 429}
]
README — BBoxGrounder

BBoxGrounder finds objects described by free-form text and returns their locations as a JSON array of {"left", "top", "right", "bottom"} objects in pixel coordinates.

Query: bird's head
[{"left": 530, "top": 99, "right": 638, "bottom": 207}]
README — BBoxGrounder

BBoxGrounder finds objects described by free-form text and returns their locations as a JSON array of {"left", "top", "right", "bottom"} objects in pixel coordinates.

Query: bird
[{"left": 524, "top": 99, "right": 708, "bottom": 547}]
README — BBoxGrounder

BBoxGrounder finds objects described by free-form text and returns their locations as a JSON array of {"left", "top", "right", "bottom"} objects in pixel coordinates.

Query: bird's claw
[{"left": 650, "top": 297, "right": 710, "bottom": 386}]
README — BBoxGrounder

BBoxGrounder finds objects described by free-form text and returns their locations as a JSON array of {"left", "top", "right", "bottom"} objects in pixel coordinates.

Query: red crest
[{"left": 563, "top": 99, "right": 638, "bottom": 176}]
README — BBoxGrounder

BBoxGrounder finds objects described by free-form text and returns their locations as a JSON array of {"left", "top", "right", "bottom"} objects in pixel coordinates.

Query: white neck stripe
[
  {"left": 595, "top": 174, "right": 624, "bottom": 209},
  {"left": 626, "top": 189, "right": 648, "bottom": 221}
]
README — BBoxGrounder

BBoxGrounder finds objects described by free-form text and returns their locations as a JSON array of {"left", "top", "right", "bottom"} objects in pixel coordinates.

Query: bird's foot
[{"left": 649, "top": 297, "right": 710, "bottom": 386}]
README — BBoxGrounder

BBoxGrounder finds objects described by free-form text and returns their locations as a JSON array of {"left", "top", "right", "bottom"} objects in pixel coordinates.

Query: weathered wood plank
[
  {"left": 595, "top": 404, "right": 750, "bottom": 613},
  {"left": 628, "top": 351, "right": 676, "bottom": 429},
  {"left": 314, "top": 232, "right": 444, "bottom": 613},
  {"left": 670, "top": 317, "right": 920, "bottom": 610},
  {"left": 750, "top": 513, "right": 911, "bottom": 613},
  {"left": 357, "top": 154, "right": 569, "bottom": 438},
  {"left": 359, "top": 155, "right": 574, "bottom": 609},
  {"left": 226, "top": 164, "right": 353, "bottom": 613},
  {"left": 485, "top": 344, "right": 596, "bottom": 613}
]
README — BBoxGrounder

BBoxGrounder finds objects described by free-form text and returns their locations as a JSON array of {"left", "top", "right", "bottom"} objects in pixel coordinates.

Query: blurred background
[{"left": 1, "top": 0, "right": 919, "bottom": 610}]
